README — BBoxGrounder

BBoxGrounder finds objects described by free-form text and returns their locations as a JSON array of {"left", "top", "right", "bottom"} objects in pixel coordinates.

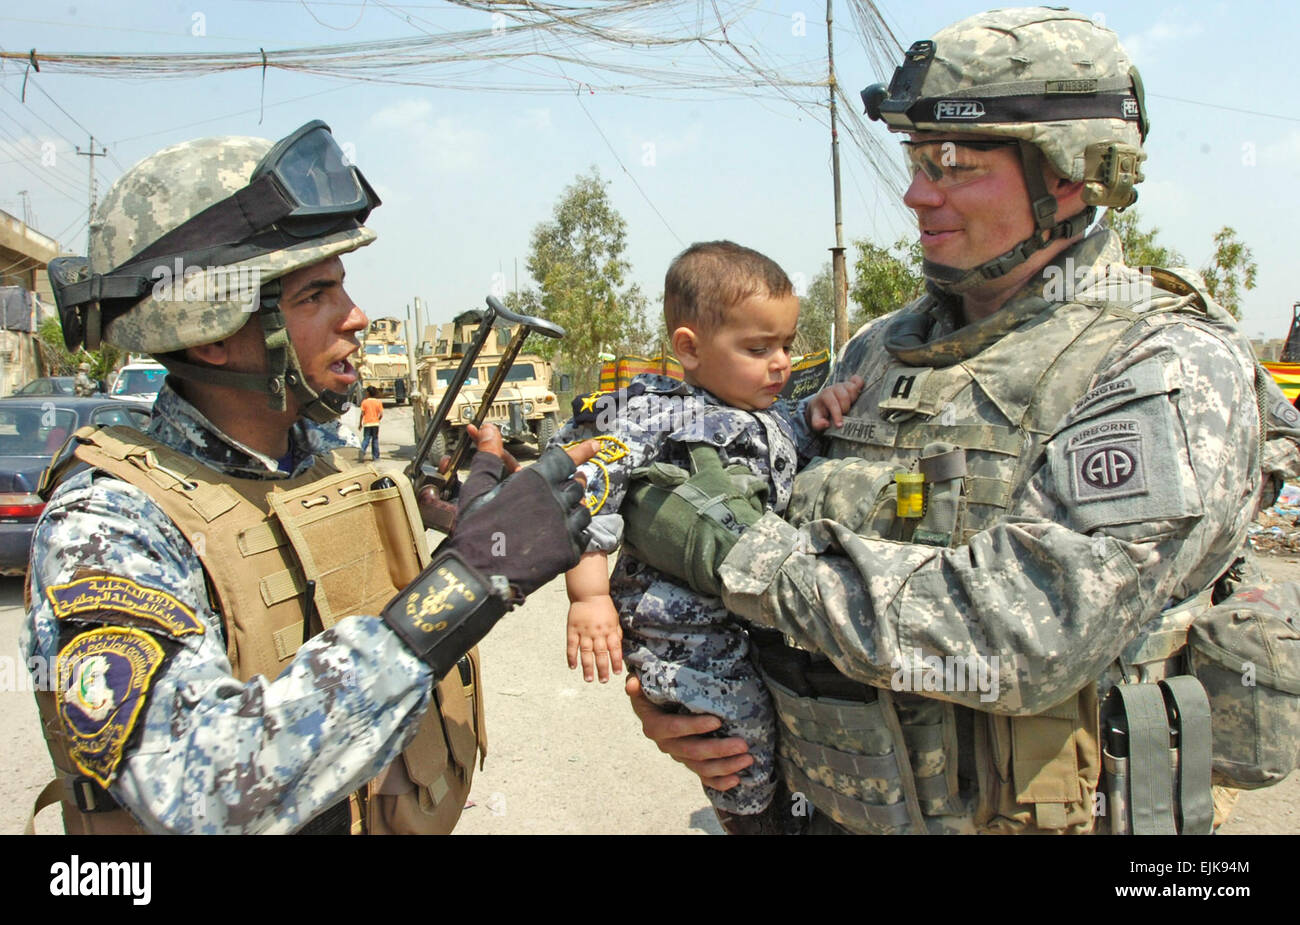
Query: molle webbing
[{"left": 68, "top": 425, "right": 339, "bottom": 677}]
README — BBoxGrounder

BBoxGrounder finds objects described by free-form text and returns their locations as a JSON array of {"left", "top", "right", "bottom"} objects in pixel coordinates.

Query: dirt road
[{"left": 2, "top": 404, "right": 1293, "bottom": 834}]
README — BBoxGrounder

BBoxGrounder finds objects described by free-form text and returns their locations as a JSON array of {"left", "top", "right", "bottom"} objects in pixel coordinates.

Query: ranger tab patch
[
  {"left": 1068, "top": 419, "right": 1147, "bottom": 502},
  {"left": 57, "top": 627, "right": 166, "bottom": 787},
  {"left": 47, "top": 574, "right": 205, "bottom": 639}
]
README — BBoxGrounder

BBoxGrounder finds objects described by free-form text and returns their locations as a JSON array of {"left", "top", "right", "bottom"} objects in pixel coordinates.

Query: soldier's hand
[
  {"left": 625, "top": 675, "right": 753, "bottom": 791},
  {"left": 463, "top": 423, "right": 520, "bottom": 474},
  {"left": 447, "top": 444, "right": 594, "bottom": 595}
]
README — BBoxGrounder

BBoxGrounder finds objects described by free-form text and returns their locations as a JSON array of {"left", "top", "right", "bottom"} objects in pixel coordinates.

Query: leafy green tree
[
  {"left": 795, "top": 263, "right": 836, "bottom": 355},
  {"left": 849, "top": 237, "right": 923, "bottom": 327},
  {"left": 1201, "top": 226, "right": 1257, "bottom": 321},
  {"left": 1106, "top": 208, "right": 1184, "bottom": 268},
  {"left": 526, "top": 168, "right": 647, "bottom": 393},
  {"left": 36, "top": 316, "right": 121, "bottom": 383}
]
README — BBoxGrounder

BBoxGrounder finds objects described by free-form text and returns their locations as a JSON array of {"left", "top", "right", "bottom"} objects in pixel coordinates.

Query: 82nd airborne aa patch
[
  {"left": 57, "top": 627, "right": 166, "bottom": 787},
  {"left": 1068, "top": 420, "right": 1148, "bottom": 502}
]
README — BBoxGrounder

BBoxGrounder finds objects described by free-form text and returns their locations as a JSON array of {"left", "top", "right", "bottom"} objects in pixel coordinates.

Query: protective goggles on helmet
[
  {"left": 900, "top": 139, "right": 1021, "bottom": 189},
  {"left": 49, "top": 119, "right": 379, "bottom": 350}
]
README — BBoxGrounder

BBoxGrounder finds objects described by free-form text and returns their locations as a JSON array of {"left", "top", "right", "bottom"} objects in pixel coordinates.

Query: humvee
[{"left": 411, "top": 309, "right": 561, "bottom": 458}]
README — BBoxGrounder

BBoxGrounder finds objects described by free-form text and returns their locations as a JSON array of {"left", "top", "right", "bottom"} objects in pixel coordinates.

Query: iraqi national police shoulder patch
[
  {"left": 57, "top": 627, "right": 166, "bottom": 787},
  {"left": 47, "top": 573, "right": 205, "bottom": 639},
  {"left": 1067, "top": 419, "right": 1147, "bottom": 502}
]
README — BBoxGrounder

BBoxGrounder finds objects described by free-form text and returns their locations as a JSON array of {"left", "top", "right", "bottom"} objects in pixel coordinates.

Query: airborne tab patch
[
  {"left": 57, "top": 627, "right": 166, "bottom": 787},
  {"left": 47, "top": 574, "right": 205, "bottom": 639}
]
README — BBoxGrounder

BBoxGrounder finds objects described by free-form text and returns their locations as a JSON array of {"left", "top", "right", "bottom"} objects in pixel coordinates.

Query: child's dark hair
[
  {"left": 366, "top": 386, "right": 379, "bottom": 398},
  {"left": 664, "top": 241, "right": 793, "bottom": 332}
]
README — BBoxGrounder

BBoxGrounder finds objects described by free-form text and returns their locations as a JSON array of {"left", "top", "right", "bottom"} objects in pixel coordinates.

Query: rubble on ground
[{"left": 1247, "top": 483, "right": 1300, "bottom": 555}]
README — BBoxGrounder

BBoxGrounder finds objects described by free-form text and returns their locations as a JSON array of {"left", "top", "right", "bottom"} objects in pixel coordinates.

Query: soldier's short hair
[{"left": 664, "top": 241, "right": 793, "bottom": 333}]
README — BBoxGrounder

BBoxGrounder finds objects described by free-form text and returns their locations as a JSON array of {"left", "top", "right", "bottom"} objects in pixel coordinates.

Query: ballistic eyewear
[
  {"left": 50, "top": 120, "right": 379, "bottom": 350},
  {"left": 900, "top": 138, "right": 1021, "bottom": 189}
]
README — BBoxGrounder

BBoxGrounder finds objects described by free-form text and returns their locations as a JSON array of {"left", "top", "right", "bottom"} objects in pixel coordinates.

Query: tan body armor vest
[
  {"left": 771, "top": 268, "right": 1235, "bottom": 834},
  {"left": 32, "top": 426, "right": 484, "bottom": 835}
]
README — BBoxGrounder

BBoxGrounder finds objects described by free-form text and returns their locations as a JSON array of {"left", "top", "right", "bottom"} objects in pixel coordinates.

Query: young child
[{"left": 552, "top": 241, "right": 861, "bottom": 832}]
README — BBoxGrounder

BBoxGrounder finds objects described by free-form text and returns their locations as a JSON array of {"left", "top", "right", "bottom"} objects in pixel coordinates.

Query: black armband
[{"left": 380, "top": 548, "right": 514, "bottom": 682}]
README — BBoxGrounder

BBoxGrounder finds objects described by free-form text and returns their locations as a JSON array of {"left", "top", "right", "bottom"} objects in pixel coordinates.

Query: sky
[{"left": 2, "top": 0, "right": 1297, "bottom": 346}]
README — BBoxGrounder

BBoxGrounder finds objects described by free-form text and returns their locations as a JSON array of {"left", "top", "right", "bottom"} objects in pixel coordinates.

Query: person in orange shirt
[{"left": 359, "top": 386, "right": 383, "bottom": 461}]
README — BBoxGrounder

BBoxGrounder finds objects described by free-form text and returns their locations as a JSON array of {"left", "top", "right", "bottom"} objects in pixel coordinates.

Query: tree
[
  {"left": 36, "top": 316, "right": 121, "bottom": 382},
  {"left": 1105, "top": 208, "right": 1184, "bottom": 268},
  {"left": 849, "top": 237, "right": 923, "bottom": 328},
  {"left": 796, "top": 263, "right": 835, "bottom": 355},
  {"left": 526, "top": 168, "right": 647, "bottom": 393},
  {"left": 1201, "top": 226, "right": 1257, "bottom": 321}
]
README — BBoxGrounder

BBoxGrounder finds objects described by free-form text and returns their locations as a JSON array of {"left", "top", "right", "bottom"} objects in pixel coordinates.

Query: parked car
[
  {"left": 0, "top": 396, "right": 152, "bottom": 576},
  {"left": 13, "top": 377, "right": 77, "bottom": 397},
  {"left": 109, "top": 361, "right": 167, "bottom": 404}
]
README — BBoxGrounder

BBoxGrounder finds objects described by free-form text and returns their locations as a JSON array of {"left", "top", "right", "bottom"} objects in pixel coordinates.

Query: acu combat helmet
[
  {"left": 48, "top": 121, "right": 379, "bottom": 422},
  {"left": 861, "top": 7, "right": 1149, "bottom": 294}
]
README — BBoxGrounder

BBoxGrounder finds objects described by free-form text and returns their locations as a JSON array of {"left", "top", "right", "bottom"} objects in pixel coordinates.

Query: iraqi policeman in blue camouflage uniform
[
  {"left": 623, "top": 8, "right": 1300, "bottom": 834},
  {"left": 23, "top": 122, "right": 594, "bottom": 835}
]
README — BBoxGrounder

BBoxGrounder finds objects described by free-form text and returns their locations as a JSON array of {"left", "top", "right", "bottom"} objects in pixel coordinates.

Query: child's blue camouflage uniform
[{"left": 553, "top": 374, "right": 818, "bottom": 814}]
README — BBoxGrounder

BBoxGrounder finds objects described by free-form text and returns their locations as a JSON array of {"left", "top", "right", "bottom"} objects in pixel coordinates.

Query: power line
[{"left": 1148, "top": 92, "right": 1300, "bottom": 124}]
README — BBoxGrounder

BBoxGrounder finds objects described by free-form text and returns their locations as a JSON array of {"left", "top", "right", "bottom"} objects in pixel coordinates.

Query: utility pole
[
  {"left": 827, "top": 0, "right": 848, "bottom": 353},
  {"left": 76, "top": 135, "right": 108, "bottom": 252},
  {"left": 18, "top": 189, "right": 34, "bottom": 229}
]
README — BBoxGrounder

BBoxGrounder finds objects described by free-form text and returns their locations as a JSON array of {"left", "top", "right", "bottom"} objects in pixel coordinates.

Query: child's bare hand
[
  {"left": 807, "top": 375, "right": 865, "bottom": 430},
  {"left": 566, "top": 597, "right": 624, "bottom": 683}
]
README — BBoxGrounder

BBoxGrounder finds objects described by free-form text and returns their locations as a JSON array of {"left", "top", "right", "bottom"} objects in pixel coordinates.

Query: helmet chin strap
[
  {"left": 152, "top": 280, "right": 350, "bottom": 423},
  {"left": 257, "top": 279, "right": 351, "bottom": 424},
  {"left": 923, "top": 141, "right": 1096, "bottom": 296}
]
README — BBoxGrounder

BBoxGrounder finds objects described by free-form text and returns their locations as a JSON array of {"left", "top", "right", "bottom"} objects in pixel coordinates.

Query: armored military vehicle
[
  {"left": 411, "top": 309, "right": 560, "bottom": 459},
  {"left": 355, "top": 317, "right": 411, "bottom": 404}
]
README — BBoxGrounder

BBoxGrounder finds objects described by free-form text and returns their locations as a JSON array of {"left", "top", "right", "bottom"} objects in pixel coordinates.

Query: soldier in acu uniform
[
  {"left": 23, "top": 121, "right": 594, "bottom": 835},
  {"left": 624, "top": 7, "right": 1300, "bottom": 834}
]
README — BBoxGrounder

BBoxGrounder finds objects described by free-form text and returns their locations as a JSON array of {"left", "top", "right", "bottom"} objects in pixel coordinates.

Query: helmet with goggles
[
  {"left": 860, "top": 7, "right": 1148, "bottom": 294},
  {"left": 48, "top": 120, "right": 379, "bottom": 422}
]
